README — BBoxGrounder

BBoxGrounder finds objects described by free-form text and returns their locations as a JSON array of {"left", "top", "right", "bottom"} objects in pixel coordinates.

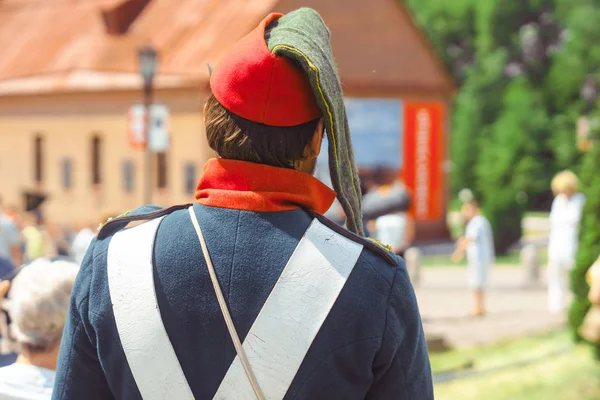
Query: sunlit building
[{"left": 0, "top": 0, "right": 455, "bottom": 240}]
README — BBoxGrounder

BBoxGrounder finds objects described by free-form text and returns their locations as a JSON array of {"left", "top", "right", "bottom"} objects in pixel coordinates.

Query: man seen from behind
[{"left": 53, "top": 8, "right": 432, "bottom": 400}]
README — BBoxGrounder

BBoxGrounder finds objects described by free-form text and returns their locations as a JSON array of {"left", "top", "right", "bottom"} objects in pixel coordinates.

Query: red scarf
[{"left": 195, "top": 159, "right": 336, "bottom": 214}]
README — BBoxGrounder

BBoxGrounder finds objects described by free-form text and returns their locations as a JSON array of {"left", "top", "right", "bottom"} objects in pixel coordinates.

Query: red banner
[{"left": 403, "top": 102, "right": 445, "bottom": 222}]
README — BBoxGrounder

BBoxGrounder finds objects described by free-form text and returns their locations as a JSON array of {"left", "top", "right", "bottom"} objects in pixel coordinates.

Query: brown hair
[{"left": 204, "top": 93, "right": 321, "bottom": 169}]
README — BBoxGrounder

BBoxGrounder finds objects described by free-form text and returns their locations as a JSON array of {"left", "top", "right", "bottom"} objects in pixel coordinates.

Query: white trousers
[{"left": 547, "top": 260, "right": 573, "bottom": 313}]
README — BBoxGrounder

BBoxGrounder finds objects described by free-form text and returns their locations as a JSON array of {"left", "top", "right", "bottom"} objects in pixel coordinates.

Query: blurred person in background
[
  {"left": 580, "top": 255, "right": 600, "bottom": 343},
  {"left": 0, "top": 279, "right": 16, "bottom": 369},
  {"left": 69, "top": 211, "right": 114, "bottom": 265},
  {"left": 21, "top": 213, "right": 44, "bottom": 263},
  {"left": 327, "top": 171, "right": 376, "bottom": 236},
  {"left": 0, "top": 199, "right": 22, "bottom": 278},
  {"left": 21, "top": 212, "right": 57, "bottom": 263},
  {"left": 70, "top": 224, "right": 94, "bottom": 266},
  {"left": 0, "top": 259, "right": 79, "bottom": 399},
  {"left": 44, "top": 224, "right": 67, "bottom": 259},
  {"left": 2, "top": 207, "right": 20, "bottom": 230},
  {"left": 370, "top": 167, "right": 415, "bottom": 258},
  {"left": 452, "top": 199, "right": 495, "bottom": 317},
  {"left": 40, "top": 224, "right": 57, "bottom": 262},
  {"left": 588, "top": 256, "right": 600, "bottom": 306},
  {"left": 547, "top": 170, "right": 586, "bottom": 314}
]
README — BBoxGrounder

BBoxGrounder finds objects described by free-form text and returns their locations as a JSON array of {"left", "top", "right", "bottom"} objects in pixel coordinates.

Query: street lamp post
[{"left": 138, "top": 45, "right": 158, "bottom": 205}]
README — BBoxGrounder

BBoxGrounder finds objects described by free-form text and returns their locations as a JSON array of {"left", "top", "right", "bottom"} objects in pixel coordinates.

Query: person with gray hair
[{"left": 0, "top": 259, "right": 78, "bottom": 399}]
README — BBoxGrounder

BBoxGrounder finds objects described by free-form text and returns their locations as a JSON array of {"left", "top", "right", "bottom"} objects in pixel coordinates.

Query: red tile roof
[
  {"left": 0, "top": 0, "right": 455, "bottom": 96},
  {"left": 0, "top": 0, "right": 278, "bottom": 92}
]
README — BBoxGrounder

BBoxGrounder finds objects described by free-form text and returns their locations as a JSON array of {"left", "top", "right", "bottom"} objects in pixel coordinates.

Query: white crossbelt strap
[
  {"left": 107, "top": 217, "right": 195, "bottom": 400},
  {"left": 210, "top": 216, "right": 364, "bottom": 399},
  {"left": 107, "top": 211, "right": 364, "bottom": 400}
]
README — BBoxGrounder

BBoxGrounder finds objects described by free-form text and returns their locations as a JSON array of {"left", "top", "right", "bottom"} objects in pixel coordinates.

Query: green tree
[
  {"left": 404, "top": 0, "right": 475, "bottom": 83},
  {"left": 476, "top": 78, "right": 549, "bottom": 253},
  {"left": 450, "top": 51, "right": 507, "bottom": 197},
  {"left": 406, "top": 0, "right": 600, "bottom": 357},
  {"left": 548, "top": 112, "right": 583, "bottom": 173}
]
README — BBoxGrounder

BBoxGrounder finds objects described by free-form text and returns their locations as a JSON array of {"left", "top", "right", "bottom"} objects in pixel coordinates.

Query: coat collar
[{"left": 195, "top": 158, "right": 336, "bottom": 214}]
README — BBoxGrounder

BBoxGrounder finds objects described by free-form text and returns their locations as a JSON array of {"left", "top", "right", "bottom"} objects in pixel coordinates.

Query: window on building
[
  {"left": 184, "top": 162, "right": 196, "bottom": 195},
  {"left": 91, "top": 135, "right": 102, "bottom": 185},
  {"left": 157, "top": 152, "right": 168, "bottom": 189},
  {"left": 62, "top": 159, "right": 73, "bottom": 190},
  {"left": 123, "top": 160, "right": 135, "bottom": 193},
  {"left": 33, "top": 135, "right": 44, "bottom": 184}
]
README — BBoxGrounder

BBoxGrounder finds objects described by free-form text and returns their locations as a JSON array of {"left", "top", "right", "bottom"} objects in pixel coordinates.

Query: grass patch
[
  {"left": 524, "top": 211, "right": 550, "bottom": 219},
  {"left": 448, "top": 198, "right": 462, "bottom": 213},
  {"left": 431, "top": 330, "right": 568, "bottom": 374},
  {"left": 421, "top": 251, "right": 523, "bottom": 267},
  {"left": 433, "top": 330, "right": 600, "bottom": 400},
  {"left": 522, "top": 229, "right": 549, "bottom": 237}
]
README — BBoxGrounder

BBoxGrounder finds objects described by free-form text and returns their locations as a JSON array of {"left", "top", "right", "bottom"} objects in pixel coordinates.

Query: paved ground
[
  {"left": 415, "top": 266, "right": 566, "bottom": 349},
  {"left": 447, "top": 212, "right": 550, "bottom": 233}
]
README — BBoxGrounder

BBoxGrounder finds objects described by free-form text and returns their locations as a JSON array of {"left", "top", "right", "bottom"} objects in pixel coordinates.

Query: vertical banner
[
  {"left": 128, "top": 105, "right": 146, "bottom": 150},
  {"left": 127, "top": 104, "right": 171, "bottom": 151},
  {"left": 148, "top": 105, "right": 170, "bottom": 152},
  {"left": 403, "top": 102, "right": 445, "bottom": 222}
]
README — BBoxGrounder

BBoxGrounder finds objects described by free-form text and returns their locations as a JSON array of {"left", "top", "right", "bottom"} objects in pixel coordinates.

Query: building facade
[
  {"left": 0, "top": 86, "right": 210, "bottom": 227},
  {"left": 0, "top": 0, "right": 455, "bottom": 239}
]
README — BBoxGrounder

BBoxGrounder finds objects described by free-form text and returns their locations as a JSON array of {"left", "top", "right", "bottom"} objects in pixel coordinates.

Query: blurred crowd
[
  {"left": 0, "top": 196, "right": 112, "bottom": 399},
  {"left": 326, "top": 166, "right": 416, "bottom": 256},
  {"left": 0, "top": 199, "right": 113, "bottom": 280},
  {"left": 450, "top": 170, "right": 589, "bottom": 318},
  {"left": 0, "top": 167, "right": 595, "bottom": 399}
]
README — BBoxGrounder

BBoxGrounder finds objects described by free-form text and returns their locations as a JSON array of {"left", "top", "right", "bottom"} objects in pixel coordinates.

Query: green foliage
[
  {"left": 477, "top": 78, "right": 549, "bottom": 252},
  {"left": 548, "top": 112, "right": 583, "bottom": 173},
  {"left": 406, "top": 0, "right": 600, "bottom": 360},
  {"left": 449, "top": 73, "right": 482, "bottom": 194},
  {"left": 408, "top": 0, "right": 600, "bottom": 347},
  {"left": 546, "top": 5, "right": 600, "bottom": 111},
  {"left": 569, "top": 135, "right": 600, "bottom": 357},
  {"left": 450, "top": 50, "right": 509, "bottom": 196},
  {"left": 434, "top": 331, "right": 600, "bottom": 400},
  {"left": 402, "top": 0, "right": 600, "bottom": 364},
  {"left": 404, "top": 0, "right": 476, "bottom": 83}
]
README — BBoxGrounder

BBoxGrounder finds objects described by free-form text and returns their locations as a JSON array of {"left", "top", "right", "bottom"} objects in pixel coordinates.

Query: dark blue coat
[{"left": 53, "top": 204, "right": 433, "bottom": 399}]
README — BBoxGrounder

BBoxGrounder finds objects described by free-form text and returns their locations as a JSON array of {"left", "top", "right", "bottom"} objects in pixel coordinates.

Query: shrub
[{"left": 569, "top": 134, "right": 600, "bottom": 359}]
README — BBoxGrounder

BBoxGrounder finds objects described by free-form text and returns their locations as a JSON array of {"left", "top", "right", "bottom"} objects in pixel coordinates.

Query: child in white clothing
[{"left": 452, "top": 200, "right": 495, "bottom": 317}]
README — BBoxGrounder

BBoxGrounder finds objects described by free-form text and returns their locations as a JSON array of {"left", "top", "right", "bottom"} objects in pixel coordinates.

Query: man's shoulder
[
  {"left": 309, "top": 212, "right": 400, "bottom": 269},
  {"left": 76, "top": 204, "right": 193, "bottom": 317},
  {"left": 96, "top": 204, "right": 192, "bottom": 240},
  {"left": 91, "top": 204, "right": 192, "bottom": 274}
]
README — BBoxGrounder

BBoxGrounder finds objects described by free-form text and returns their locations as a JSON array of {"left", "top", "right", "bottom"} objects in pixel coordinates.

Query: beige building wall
[{"left": 0, "top": 87, "right": 213, "bottom": 228}]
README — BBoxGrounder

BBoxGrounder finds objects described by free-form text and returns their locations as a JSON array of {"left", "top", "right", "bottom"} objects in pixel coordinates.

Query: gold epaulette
[
  {"left": 98, "top": 210, "right": 130, "bottom": 231},
  {"left": 367, "top": 238, "right": 393, "bottom": 252}
]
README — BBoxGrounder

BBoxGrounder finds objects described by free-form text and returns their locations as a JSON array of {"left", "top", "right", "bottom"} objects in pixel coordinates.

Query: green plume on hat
[{"left": 265, "top": 8, "right": 364, "bottom": 236}]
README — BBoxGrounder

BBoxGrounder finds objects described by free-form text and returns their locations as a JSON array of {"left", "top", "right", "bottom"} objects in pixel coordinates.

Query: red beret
[{"left": 210, "top": 13, "right": 322, "bottom": 127}]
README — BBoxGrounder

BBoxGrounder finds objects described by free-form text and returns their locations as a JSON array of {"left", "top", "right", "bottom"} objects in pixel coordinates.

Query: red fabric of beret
[{"left": 210, "top": 13, "right": 322, "bottom": 127}]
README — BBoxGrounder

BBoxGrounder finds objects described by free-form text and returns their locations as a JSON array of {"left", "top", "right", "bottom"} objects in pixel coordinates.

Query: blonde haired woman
[{"left": 548, "top": 170, "right": 586, "bottom": 313}]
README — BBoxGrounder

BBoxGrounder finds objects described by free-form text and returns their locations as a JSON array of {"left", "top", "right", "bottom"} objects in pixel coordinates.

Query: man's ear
[{"left": 306, "top": 119, "right": 324, "bottom": 158}]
